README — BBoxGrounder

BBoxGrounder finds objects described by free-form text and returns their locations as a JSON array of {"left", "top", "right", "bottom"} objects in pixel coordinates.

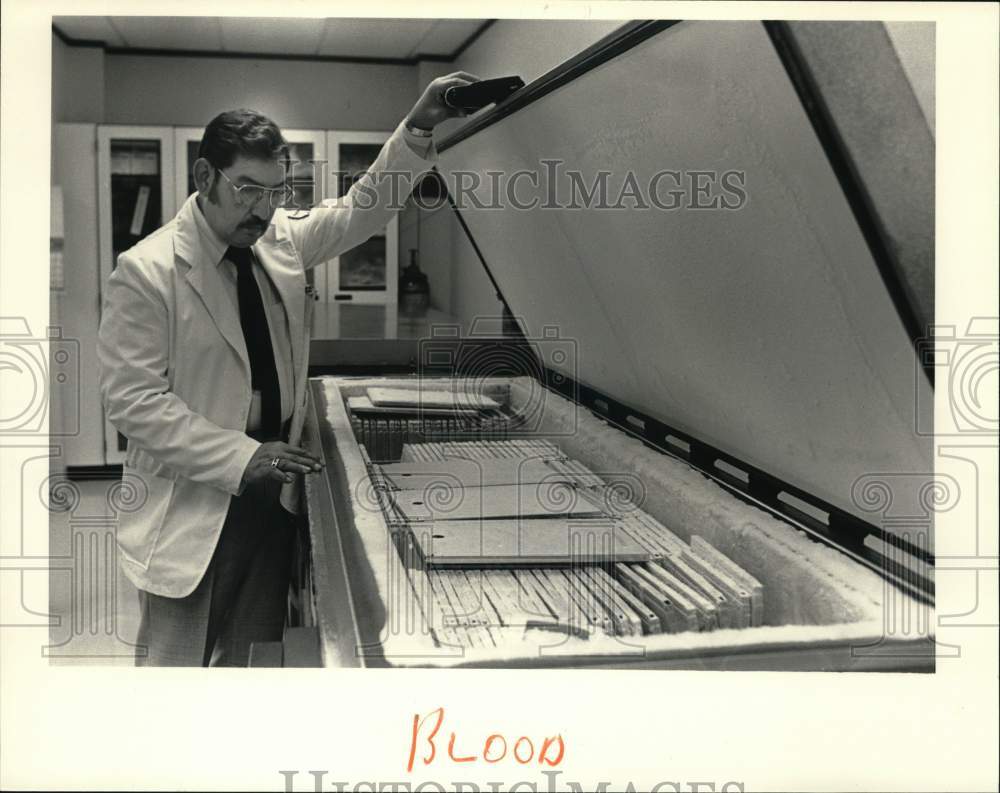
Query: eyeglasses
[{"left": 215, "top": 168, "right": 296, "bottom": 209}]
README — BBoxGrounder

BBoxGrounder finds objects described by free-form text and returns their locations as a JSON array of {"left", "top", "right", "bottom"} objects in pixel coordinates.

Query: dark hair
[{"left": 197, "top": 109, "right": 288, "bottom": 170}]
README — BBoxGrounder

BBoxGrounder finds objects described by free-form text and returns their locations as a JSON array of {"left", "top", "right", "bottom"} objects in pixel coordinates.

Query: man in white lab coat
[{"left": 97, "top": 73, "right": 476, "bottom": 666}]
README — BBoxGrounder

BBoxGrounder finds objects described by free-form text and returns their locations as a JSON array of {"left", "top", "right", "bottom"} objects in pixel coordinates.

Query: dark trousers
[{"left": 134, "top": 426, "right": 296, "bottom": 667}]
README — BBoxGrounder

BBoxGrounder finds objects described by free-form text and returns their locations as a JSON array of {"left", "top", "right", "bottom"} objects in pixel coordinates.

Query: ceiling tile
[
  {"left": 110, "top": 16, "right": 223, "bottom": 51},
  {"left": 414, "top": 19, "right": 488, "bottom": 57},
  {"left": 56, "top": 15, "right": 493, "bottom": 61},
  {"left": 316, "top": 18, "right": 436, "bottom": 59},
  {"left": 219, "top": 17, "right": 327, "bottom": 56}
]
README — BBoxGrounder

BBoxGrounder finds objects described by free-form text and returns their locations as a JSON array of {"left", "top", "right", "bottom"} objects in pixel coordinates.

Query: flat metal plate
[
  {"left": 390, "top": 483, "right": 605, "bottom": 522},
  {"left": 400, "top": 439, "right": 565, "bottom": 463},
  {"left": 381, "top": 458, "right": 566, "bottom": 491},
  {"left": 367, "top": 387, "right": 499, "bottom": 410},
  {"left": 412, "top": 518, "right": 650, "bottom": 566},
  {"left": 347, "top": 395, "right": 485, "bottom": 416}
]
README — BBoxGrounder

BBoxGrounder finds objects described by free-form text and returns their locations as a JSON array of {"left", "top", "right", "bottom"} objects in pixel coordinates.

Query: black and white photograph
[{"left": 2, "top": 2, "right": 998, "bottom": 791}]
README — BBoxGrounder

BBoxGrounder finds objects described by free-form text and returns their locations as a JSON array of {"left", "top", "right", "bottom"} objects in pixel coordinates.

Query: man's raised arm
[{"left": 286, "top": 72, "right": 479, "bottom": 270}]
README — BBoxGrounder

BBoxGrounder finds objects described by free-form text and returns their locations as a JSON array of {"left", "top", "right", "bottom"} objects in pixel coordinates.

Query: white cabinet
[
  {"left": 52, "top": 124, "right": 103, "bottom": 468},
  {"left": 96, "top": 126, "right": 176, "bottom": 465}
]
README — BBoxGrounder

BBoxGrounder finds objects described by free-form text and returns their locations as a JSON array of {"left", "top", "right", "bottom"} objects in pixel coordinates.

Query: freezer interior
[{"left": 304, "top": 375, "right": 923, "bottom": 670}]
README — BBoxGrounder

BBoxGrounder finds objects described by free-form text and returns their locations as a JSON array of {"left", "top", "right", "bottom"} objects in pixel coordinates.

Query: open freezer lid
[{"left": 435, "top": 20, "right": 934, "bottom": 544}]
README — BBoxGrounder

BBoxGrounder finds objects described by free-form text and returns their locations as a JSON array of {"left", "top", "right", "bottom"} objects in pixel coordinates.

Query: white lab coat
[{"left": 98, "top": 122, "right": 434, "bottom": 597}]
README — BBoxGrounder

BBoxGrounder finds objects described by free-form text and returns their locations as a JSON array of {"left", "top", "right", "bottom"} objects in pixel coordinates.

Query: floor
[{"left": 46, "top": 477, "right": 141, "bottom": 666}]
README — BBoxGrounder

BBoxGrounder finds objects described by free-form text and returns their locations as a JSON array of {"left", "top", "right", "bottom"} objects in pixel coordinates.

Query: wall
[
  {"left": 53, "top": 20, "right": 624, "bottom": 132},
  {"left": 103, "top": 53, "right": 417, "bottom": 130},
  {"left": 51, "top": 34, "right": 105, "bottom": 123},
  {"left": 412, "top": 203, "right": 455, "bottom": 314},
  {"left": 53, "top": 40, "right": 429, "bottom": 305},
  {"left": 885, "top": 21, "right": 935, "bottom": 137},
  {"left": 105, "top": 52, "right": 425, "bottom": 285},
  {"left": 52, "top": 38, "right": 420, "bottom": 130}
]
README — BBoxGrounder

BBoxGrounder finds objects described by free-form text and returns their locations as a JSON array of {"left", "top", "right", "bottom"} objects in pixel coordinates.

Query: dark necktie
[{"left": 226, "top": 246, "right": 281, "bottom": 438}]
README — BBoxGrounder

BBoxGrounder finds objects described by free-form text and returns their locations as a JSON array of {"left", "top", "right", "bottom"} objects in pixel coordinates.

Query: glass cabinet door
[
  {"left": 317, "top": 130, "right": 399, "bottom": 306},
  {"left": 97, "top": 126, "right": 176, "bottom": 465},
  {"left": 172, "top": 125, "right": 204, "bottom": 210}
]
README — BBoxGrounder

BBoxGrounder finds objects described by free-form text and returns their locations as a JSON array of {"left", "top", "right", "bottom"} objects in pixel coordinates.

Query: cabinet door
[
  {"left": 97, "top": 126, "right": 176, "bottom": 465},
  {"left": 52, "top": 124, "right": 103, "bottom": 468},
  {"left": 317, "top": 131, "right": 399, "bottom": 306},
  {"left": 172, "top": 125, "right": 204, "bottom": 211}
]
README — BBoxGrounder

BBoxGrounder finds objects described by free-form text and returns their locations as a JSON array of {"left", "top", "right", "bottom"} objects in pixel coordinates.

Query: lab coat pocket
[{"left": 115, "top": 466, "right": 176, "bottom": 570}]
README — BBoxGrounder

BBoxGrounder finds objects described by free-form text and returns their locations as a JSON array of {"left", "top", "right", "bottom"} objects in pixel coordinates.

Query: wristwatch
[{"left": 404, "top": 118, "right": 433, "bottom": 137}]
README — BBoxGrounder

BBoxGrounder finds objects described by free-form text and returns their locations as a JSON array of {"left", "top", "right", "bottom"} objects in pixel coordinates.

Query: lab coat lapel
[
  {"left": 255, "top": 240, "right": 306, "bottom": 393},
  {"left": 258, "top": 230, "right": 310, "bottom": 515},
  {"left": 174, "top": 197, "right": 251, "bottom": 380}
]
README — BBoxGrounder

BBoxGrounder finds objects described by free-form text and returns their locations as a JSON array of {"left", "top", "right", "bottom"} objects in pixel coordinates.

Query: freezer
[{"left": 290, "top": 20, "right": 935, "bottom": 671}]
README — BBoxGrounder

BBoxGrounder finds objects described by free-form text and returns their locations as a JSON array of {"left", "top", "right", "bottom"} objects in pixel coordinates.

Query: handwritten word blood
[{"left": 406, "top": 707, "right": 565, "bottom": 771}]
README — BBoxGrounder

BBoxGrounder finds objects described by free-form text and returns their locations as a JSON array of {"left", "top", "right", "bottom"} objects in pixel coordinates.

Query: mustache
[{"left": 239, "top": 220, "right": 267, "bottom": 231}]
